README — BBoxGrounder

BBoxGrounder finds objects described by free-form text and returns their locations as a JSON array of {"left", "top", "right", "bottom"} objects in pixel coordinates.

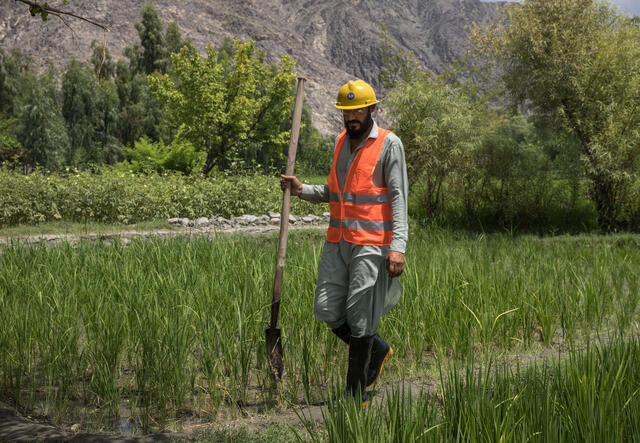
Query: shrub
[{"left": 0, "top": 167, "right": 327, "bottom": 226}]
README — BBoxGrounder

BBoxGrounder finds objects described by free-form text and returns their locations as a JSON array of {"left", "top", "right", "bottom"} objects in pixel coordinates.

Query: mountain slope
[{"left": 0, "top": 0, "right": 501, "bottom": 133}]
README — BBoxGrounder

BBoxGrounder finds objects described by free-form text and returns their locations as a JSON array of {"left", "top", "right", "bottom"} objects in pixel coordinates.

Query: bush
[
  {"left": 0, "top": 167, "right": 327, "bottom": 226},
  {"left": 122, "top": 135, "right": 202, "bottom": 174}
]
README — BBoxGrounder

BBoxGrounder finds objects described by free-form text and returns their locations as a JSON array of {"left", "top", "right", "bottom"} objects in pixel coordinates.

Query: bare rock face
[{"left": 0, "top": 0, "right": 501, "bottom": 134}]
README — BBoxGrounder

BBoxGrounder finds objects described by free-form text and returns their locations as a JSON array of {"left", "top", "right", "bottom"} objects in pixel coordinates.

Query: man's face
[{"left": 343, "top": 106, "right": 373, "bottom": 138}]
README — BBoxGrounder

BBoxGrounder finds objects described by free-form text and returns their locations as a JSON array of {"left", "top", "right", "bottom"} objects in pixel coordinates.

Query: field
[{"left": 1, "top": 227, "right": 640, "bottom": 440}]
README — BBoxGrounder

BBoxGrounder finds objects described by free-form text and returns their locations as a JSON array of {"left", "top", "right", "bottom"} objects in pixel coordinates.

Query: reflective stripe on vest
[{"left": 326, "top": 128, "right": 393, "bottom": 246}]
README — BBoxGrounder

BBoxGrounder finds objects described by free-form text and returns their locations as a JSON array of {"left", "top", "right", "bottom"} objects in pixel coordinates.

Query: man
[{"left": 281, "top": 79, "right": 408, "bottom": 404}]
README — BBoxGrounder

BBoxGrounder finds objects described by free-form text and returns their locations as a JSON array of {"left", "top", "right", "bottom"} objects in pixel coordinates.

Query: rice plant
[{"left": 0, "top": 229, "right": 639, "bottom": 431}]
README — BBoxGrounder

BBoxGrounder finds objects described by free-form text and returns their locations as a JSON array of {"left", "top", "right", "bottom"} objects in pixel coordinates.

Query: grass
[
  {"left": 0, "top": 227, "right": 639, "bottom": 433},
  {"left": 298, "top": 335, "right": 640, "bottom": 442},
  {"left": 171, "top": 423, "right": 302, "bottom": 443}
]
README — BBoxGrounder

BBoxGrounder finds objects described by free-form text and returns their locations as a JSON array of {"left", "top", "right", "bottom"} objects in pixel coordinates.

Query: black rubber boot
[
  {"left": 333, "top": 325, "right": 392, "bottom": 387},
  {"left": 331, "top": 323, "right": 351, "bottom": 345},
  {"left": 346, "top": 336, "right": 374, "bottom": 405},
  {"left": 366, "top": 335, "right": 392, "bottom": 387}
]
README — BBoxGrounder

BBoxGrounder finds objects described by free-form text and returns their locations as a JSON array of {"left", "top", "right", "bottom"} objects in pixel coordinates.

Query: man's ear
[{"left": 369, "top": 104, "right": 376, "bottom": 114}]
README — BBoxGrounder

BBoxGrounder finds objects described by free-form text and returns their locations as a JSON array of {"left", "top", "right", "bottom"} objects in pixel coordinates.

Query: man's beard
[{"left": 344, "top": 111, "right": 373, "bottom": 138}]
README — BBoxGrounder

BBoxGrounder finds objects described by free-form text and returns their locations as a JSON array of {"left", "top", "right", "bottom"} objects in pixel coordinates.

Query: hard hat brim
[{"left": 335, "top": 99, "right": 380, "bottom": 110}]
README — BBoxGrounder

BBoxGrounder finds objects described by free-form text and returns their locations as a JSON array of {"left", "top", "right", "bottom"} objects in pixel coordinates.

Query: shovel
[{"left": 266, "top": 76, "right": 306, "bottom": 382}]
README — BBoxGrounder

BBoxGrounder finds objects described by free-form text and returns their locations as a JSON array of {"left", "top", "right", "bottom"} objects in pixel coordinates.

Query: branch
[
  {"left": 14, "top": 0, "right": 109, "bottom": 31},
  {"left": 14, "top": 0, "right": 110, "bottom": 75}
]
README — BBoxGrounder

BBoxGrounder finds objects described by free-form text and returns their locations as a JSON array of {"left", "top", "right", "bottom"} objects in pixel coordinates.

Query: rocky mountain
[{"left": 0, "top": 0, "right": 502, "bottom": 133}]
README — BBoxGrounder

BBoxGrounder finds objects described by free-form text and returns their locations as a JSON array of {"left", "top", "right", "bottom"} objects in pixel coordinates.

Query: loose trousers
[{"left": 313, "top": 239, "right": 402, "bottom": 338}]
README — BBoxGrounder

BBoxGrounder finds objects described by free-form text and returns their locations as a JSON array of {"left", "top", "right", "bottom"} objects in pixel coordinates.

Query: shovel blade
[{"left": 265, "top": 327, "right": 284, "bottom": 381}]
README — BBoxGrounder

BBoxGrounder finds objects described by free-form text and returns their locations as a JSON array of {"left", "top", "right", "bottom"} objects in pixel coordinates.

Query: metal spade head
[{"left": 265, "top": 327, "right": 283, "bottom": 381}]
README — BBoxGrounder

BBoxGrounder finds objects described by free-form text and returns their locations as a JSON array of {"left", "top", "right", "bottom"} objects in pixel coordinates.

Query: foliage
[
  {"left": 284, "top": 102, "right": 333, "bottom": 176},
  {"left": 122, "top": 134, "right": 202, "bottom": 174},
  {"left": 135, "top": 1, "right": 168, "bottom": 75},
  {"left": 165, "top": 21, "right": 189, "bottom": 56},
  {"left": 61, "top": 59, "right": 122, "bottom": 166},
  {"left": 377, "top": 24, "right": 419, "bottom": 90},
  {"left": 0, "top": 167, "right": 326, "bottom": 226},
  {"left": 473, "top": 0, "right": 640, "bottom": 230},
  {"left": 114, "top": 61, "right": 167, "bottom": 147},
  {"left": 0, "top": 118, "right": 23, "bottom": 167},
  {"left": 0, "top": 48, "right": 30, "bottom": 117},
  {"left": 14, "top": 72, "right": 67, "bottom": 171},
  {"left": 386, "top": 75, "right": 480, "bottom": 215},
  {"left": 148, "top": 40, "right": 297, "bottom": 175},
  {"left": 90, "top": 39, "right": 115, "bottom": 80}
]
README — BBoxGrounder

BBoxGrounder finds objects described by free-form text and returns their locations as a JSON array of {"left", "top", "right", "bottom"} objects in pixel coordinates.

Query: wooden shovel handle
[{"left": 270, "top": 77, "right": 306, "bottom": 330}]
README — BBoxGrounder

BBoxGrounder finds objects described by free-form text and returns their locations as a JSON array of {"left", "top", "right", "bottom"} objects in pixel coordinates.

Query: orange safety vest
[{"left": 327, "top": 128, "right": 393, "bottom": 246}]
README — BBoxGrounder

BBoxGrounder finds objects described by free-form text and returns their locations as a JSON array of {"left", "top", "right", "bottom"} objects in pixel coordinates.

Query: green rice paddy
[{"left": 1, "top": 228, "right": 639, "bottom": 439}]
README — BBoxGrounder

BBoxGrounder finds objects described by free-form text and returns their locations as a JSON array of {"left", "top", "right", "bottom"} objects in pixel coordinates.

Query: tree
[
  {"left": 0, "top": 48, "right": 30, "bottom": 117},
  {"left": 386, "top": 75, "right": 480, "bottom": 215},
  {"left": 165, "top": 21, "right": 189, "bottom": 55},
  {"left": 61, "top": 59, "right": 121, "bottom": 166},
  {"left": 90, "top": 39, "right": 115, "bottom": 80},
  {"left": 61, "top": 59, "right": 101, "bottom": 165},
  {"left": 149, "top": 40, "right": 296, "bottom": 175},
  {"left": 0, "top": 118, "right": 23, "bottom": 168},
  {"left": 15, "top": 72, "right": 68, "bottom": 171},
  {"left": 473, "top": 0, "right": 640, "bottom": 230},
  {"left": 377, "top": 24, "right": 418, "bottom": 90},
  {"left": 114, "top": 60, "right": 167, "bottom": 147},
  {"left": 135, "top": 1, "right": 167, "bottom": 74}
]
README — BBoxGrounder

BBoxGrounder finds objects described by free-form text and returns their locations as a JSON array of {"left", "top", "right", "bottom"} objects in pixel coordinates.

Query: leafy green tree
[
  {"left": 62, "top": 60, "right": 121, "bottom": 166},
  {"left": 0, "top": 118, "right": 23, "bottom": 168},
  {"left": 15, "top": 73, "right": 67, "bottom": 171},
  {"left": 0, "top": 48, "right": 30, "bottom": 117},
  {"left": 114, "top": 60, "right": 167, "bottom": 147},
  {"left": 386, "top": 75, "right": 480, "bottom": 214},
  {"left": 165, "top": 21, "right": 190, "bottom": 55},
  {"left": 149, "top": 40, "right": 296, "bottom": 175},
  {"left": 135, "top": 1, "right": 167, "bottom": 74},
  {"left": 95, "top": 78, "right": 123, "bottom": 164},
  {"left": 378, "top": 24, "right": 418, "bottom": 90},
  {"left": 90, "top": 39, "right": 115, "bottom": 80},
  {"left": 473, "top": 0, "right": 640, "bottom": 230},
  {"left": 61, "top": 59, "right": 100, "bottom": 165},
  {"left": 286, "top": 102, "right": 332, "bottom": 175}
]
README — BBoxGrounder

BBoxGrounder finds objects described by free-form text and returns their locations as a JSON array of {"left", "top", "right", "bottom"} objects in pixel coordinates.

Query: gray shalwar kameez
[{"left": 300, "top": 121, "right": 408, "bottom": 338}]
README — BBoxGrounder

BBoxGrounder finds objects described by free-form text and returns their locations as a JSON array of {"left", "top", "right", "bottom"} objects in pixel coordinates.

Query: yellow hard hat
[{"left": 335, "top": 80, "right": 379, "bottom": 110}]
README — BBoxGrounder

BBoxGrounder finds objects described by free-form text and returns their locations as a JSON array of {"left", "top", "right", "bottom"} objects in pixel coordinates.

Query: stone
[
  {"left": 289, "top": 215, "right": 298, "bottom": 224},
  {"left": 233, "top": 217, "right": 249, "bottom": 226},
  {"left": 244, "top": 215, "right": 259, "bottom": 224},
  {"left": 268, "top": 211, "right": 280, "bottom": 219},
  {"left": 168, "top": 218, "right": 182, "bottom": 225},
  {"left": 194, "top": 217, "right": 210, "bottom": 227},
  {"left": 302, "top": 216, "right": 315, "bottom": 223}
]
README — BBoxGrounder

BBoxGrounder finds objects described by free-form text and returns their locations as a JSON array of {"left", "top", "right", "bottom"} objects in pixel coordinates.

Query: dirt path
[{"left": 0, "top": 223, "right": 328, "bottom": 248}]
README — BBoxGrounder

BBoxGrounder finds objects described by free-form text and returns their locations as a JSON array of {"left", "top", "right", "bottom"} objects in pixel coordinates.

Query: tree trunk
[
  {"left": 202, "top": 138, "right": 215, "bottom": 175},
  {"left": 590, "top": 172, "right": 617, "bottom": 232},
  {"left": 561, "top": 99, "right": 618, "bottom": 231}
]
